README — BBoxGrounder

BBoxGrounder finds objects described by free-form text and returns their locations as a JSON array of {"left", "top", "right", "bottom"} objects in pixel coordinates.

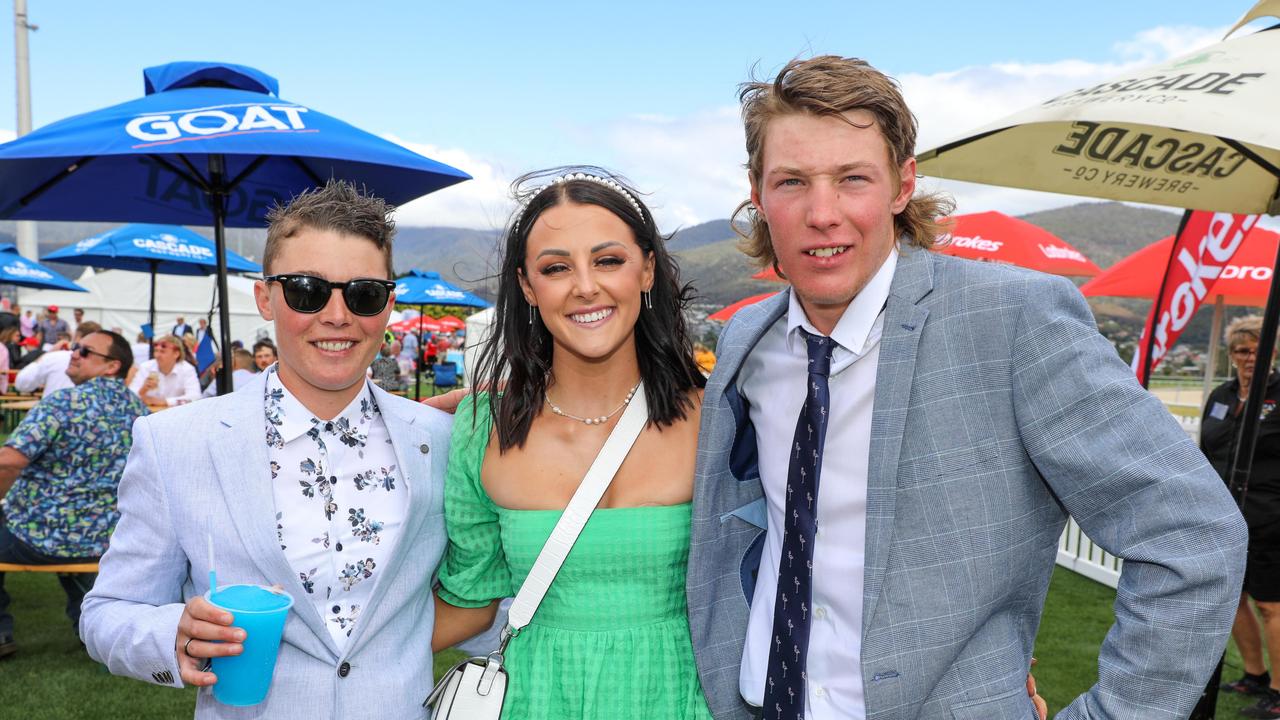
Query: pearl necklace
[{"left": 545, "top": 380, "right": 641, "bottom": 425}]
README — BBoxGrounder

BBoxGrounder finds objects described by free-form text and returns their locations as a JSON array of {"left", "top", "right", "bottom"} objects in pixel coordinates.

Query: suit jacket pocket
[{"left": 950, "top": 686, "right": 1035, "bottom": 720}]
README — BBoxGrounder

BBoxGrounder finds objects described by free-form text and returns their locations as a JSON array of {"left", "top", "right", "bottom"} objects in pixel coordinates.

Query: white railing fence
[{"left": 1056, "top": 518, "right": 1122, "bottom": 589}]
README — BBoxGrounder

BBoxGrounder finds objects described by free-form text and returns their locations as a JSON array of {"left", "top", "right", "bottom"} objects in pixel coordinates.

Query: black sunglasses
[
  {"left": 71, "top": 343, "right": 120, "bottom": 363},
  {"left": 264, "top": 274, "right": 396, "bottom": 317}
]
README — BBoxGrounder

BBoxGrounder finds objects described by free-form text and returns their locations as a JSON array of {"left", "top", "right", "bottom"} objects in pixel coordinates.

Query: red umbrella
[
  {"left": 389, "top": 316, "right": 443, "bottom": 333},
  {"left": 437, "top": 315, "right": 466, "bottom": 331},
  {"left": 709, "top": 292, "right": 779, "bottom": 321},
  {"left": 1080, "top": 228, "right": 1280, "bottom": 306},
  {"left": 935, "top": 211, "right": 1101, "bottom": 276},
  {"left": 752, "top": 266, "right": 783, "bottom": 282},
  {"left": 751, "top": 210, "right": 1100, "bottom": 279}
]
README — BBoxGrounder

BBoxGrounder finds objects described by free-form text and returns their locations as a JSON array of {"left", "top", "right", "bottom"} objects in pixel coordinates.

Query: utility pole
[{"left": 13, "top": 0, "right": 37, "bottom": 260}]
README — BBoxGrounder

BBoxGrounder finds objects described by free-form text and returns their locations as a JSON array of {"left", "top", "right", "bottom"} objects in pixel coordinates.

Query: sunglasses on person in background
[
  {"left": 1233, "top": 348, "right": 1259, "bottom": 358},
  {"left": 263, "top": 274, "right": 396, "bottom": 317},
  {"left": 71, "top": 343, "right": 119, "bottom": 362}
]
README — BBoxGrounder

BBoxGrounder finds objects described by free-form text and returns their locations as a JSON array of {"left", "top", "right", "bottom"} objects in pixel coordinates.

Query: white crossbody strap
[{"left": 504, "top": 382, "right": 648, "bottom": 632}]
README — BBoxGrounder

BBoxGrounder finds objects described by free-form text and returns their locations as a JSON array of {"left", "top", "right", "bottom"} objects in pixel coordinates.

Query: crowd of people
[{"left": 0, "top": 54, "right": 1269, "bottom": 720}]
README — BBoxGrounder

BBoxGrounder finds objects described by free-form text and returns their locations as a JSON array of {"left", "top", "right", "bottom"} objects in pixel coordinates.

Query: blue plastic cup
[{"left": 205, "top": 584, "right": 294, "bottom": 706}]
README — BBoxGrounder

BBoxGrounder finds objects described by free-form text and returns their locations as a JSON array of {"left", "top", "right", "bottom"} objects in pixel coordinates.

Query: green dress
[{"left": 436, "top": 394, "right": 714, "bottom": 720}]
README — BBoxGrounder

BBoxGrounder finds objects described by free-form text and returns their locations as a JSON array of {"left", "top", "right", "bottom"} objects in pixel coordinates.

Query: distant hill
[
  {"left": 0, "top": 203, "right": 1220, "bottom": 331},
  {"left": 1017, "top": 201, "right": 1182, "bottom": 269},
  {"left": 667, "top": 219, "right": 741, "bottom": 251}
]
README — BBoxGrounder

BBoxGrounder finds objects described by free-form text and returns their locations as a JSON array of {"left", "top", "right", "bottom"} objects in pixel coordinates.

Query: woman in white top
[{"left": 128, "top": 333, "right": 201, "bottom": 406}]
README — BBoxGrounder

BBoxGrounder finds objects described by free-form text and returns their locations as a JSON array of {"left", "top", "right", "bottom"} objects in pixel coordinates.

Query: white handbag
[{"left": 425, "top": 384, "right": 649, "bottom": 719}]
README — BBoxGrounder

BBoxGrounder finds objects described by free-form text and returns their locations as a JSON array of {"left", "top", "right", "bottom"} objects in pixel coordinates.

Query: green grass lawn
[
  {"left": 0, "top": 568, "right": 1260, "bottom": 717},
  {"left": 1035, "top": 567, "right": 1255, "bottom": 717},
  {"left": 0, "top": 571, "right": 465, "bottom": 719}
]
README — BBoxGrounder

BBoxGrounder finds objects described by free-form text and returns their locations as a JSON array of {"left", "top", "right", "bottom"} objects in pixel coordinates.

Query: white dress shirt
[
  {"left": 14, "top": 349, "right": 73, "bottom": 396},
  {"left": 738, "top": 249, "right": 897, "bottom": 720},
  {"left": 127, "top": 358, "right": 202, "bottom": 406},
  {"left": 201, "top": 368, "right": 257, "bottom": 397},
  {"left": 264, "top": 368, "right": 407, "bottom": 649}
]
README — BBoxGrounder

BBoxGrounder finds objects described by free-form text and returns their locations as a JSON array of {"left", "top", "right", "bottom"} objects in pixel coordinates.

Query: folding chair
[{"left": 430, "top": 362, "right": 458, "bottom": 396}]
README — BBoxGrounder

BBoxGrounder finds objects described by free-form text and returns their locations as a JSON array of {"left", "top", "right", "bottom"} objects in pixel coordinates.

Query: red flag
[{"left": 1134, "top": 211, "right": 1261, "bottom": 384}]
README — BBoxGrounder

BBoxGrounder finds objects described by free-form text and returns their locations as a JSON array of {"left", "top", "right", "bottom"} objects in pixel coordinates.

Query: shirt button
[
  {"left": 814, "top": 606, "right": 827, "bottom": 620},
  {"left": 338, "top": 661, "right": 351, "bottom": 678},
  {"left": 814, "top": 685, "right": 826, "bottom": 698},
  {"left": 324, "top": 422, "right": 334, "bottom": 432},
  {"left": 419, "top": 444, "right": 429, "bottom": 454}
]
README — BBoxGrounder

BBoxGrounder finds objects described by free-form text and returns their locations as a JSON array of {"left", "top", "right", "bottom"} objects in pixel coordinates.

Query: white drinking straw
[{"left": 207, "top": 532, "right": 217, "bottom": 594}]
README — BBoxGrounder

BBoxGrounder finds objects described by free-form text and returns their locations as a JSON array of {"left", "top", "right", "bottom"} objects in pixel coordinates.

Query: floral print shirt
[
  {"left": 3, "top": 377, "right": 149, "bottom": 557},
  {"left": 264, "top": 367, "right": 406, "bottom": 649}
]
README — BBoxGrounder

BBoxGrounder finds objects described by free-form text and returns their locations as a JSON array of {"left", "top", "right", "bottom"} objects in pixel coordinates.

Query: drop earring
[
  {"left": 528, "top": 304, "right": 536, "bottom": 325},
  {"left": 643, "top": 291, "right": 652, "bottom": 310}
]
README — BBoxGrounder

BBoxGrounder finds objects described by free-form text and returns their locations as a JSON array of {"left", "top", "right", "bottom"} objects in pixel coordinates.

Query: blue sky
[{"left": 0, "top": 0, "right": 1266, "bottom": 229}]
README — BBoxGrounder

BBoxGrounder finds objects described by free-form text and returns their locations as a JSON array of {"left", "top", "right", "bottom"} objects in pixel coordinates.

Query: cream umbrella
[{"left": 917, "top": 11, "right": 1280, "bottom": 214}]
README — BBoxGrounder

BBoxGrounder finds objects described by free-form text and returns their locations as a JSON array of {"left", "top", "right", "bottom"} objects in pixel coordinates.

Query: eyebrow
[
  {"left": 534, "top": 242, "right": 625, "bottom": 260},
  {"left": 769, "top": 162, "right": 879, "bottom": 176}
]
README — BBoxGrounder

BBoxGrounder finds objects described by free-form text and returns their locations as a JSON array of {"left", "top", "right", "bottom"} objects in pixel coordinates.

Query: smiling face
[
  {"left": 518, "top": 202, "right": 654, "bottom": 366},
  {"left": 751, "top": 110, "right": 915, "bottom": 334},
  {"left": 253, "top": 227, "right": 393, "bottom": 415},
  {"left": 152, "top": 338, "right": 182, "bottom": 373}
]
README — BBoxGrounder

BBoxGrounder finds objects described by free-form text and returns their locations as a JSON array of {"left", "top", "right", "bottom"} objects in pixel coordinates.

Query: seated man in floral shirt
[{"left": 0, "top": 329, "right": 148, "bottom": 658}]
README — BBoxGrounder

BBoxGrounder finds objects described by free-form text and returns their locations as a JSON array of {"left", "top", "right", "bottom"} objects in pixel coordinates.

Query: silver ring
[{"left": 183, "top": 637, "right": 197, "bottom": 658}]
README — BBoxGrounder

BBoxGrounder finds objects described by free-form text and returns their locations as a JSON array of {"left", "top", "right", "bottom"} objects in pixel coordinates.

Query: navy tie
[{"left": 764, "top": 329, "right": 834, "bottom": 720}]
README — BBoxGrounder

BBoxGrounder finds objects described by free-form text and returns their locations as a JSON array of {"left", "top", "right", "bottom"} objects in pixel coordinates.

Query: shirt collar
[
  {"left": 264, "top": 366, "right": 379, "bottom": 445},
  {"left": 786, "top": 247, "right": 897, "bottom": 359}
]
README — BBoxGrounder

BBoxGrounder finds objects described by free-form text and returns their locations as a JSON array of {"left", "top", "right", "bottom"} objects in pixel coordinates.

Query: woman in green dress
[{"left": 431, "top": 167, "right": 713, "bottom": 719}]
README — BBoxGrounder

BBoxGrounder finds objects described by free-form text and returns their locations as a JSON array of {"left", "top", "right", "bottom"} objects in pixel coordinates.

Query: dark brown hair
[
  {"left": 264, "top": 179, "right": 396, "bottom": 279},
  {"left": 474, "top": 166, "right": 705, "bottom": 452}
]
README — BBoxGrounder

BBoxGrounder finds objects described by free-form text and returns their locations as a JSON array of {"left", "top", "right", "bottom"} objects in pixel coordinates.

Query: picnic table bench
[{"left": 0, "top": 561, "right": 98, "bottom": 573}]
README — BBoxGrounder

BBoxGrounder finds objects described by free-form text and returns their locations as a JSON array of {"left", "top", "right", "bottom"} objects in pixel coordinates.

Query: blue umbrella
[
  {"left": 394, "top": 269, "right": 489, "bottom": 399},
  {"left": 44, "top": 223, "right": 261, "bottom": 336},
  {"left": 395, "top": 269, "right": 490, "bottom": 307},
  {"left": 0, "top": 249, "right": 86, "bottom": 292},
  {"left": 0, "top": 61, "right": 470, "bottom": 391}
]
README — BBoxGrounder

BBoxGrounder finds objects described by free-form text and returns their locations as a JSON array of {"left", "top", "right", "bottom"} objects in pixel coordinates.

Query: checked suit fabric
[{"left": 763, "top": 329, "right": 834, "bottom": 720}]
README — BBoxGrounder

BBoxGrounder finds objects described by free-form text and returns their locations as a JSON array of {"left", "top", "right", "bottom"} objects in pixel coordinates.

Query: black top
[{"left": 1201, "top": 371, "right": 1280, "bottom": 542}]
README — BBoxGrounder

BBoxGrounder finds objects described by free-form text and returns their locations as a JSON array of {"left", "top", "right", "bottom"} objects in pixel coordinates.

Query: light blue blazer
[
  {"left": 81, "top": 372, "right": 452, "bottom": 719},
  {"left": 687, "top": 246, "right": 1248, "bottom": 719}
]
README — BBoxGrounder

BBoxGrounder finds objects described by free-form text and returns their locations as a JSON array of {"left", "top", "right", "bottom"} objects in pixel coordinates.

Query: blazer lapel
[
  {"left": 207, "top": 377, "right": 340, "bottom": 657},
  {"left": 342, "top": 387, "right": 434, "bottom": 653},
  {"left": 863, "top": 247, "right": 932, "bottom": 632}
]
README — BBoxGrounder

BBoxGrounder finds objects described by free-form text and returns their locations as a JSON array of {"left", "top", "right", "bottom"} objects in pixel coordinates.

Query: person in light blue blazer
[
  {"left": 81, "top": 180, "right": 453, "bottom": 719},
  {"left": 686, "top": 56, "right": 1248, "bottom": 720}
]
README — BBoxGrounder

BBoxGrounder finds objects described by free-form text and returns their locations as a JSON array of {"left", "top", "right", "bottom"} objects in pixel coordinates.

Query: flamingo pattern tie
[{"left": 763, "top": 329, "right": 833, "bottom": 720}]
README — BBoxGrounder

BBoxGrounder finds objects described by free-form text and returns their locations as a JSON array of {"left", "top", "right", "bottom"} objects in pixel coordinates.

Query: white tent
[
  {"left": 18, "top": 269, "right": 272, "bottom": 343},
  {"left": 462, "top": 307, "right": 495, "bottom": 388}
]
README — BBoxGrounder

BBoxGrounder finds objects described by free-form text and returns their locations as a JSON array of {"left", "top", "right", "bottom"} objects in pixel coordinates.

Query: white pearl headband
[{"left": 514, "top": 172, "right": 645, "bottom": 231}]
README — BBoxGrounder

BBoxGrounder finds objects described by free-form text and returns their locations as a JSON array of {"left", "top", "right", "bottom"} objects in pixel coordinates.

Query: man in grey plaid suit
[{"left": 687, "top": 55, "right": 1248, "bottom": 720}]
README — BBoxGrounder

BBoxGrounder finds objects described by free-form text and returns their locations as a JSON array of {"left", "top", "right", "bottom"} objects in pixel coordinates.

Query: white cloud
[
  {"left": 381, "top": 135, "right": 515, "bottom": 230},
  {"left": 600, "top": 106, "right": 750, "bottom": 230},
  {"left": 903, "top": 24, "right": 1225, "bottom": 215},
  {"left": 376, "top": 23, "right": 1231, "bottom": 229}
]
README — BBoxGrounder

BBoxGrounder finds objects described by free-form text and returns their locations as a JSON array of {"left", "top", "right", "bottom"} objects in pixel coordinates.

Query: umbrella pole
[
  {"left": 209, "top": 155, "right": 234, "bottom": 395},
  {"left": 148, "top": 261, "right": 157, "bottom": 354},
  {"left": 415, "top": 304, "right": 424, "bottom": 401},
  {"left": 1191, "top": 227, "right": 1280, "bottom": 720},
  {"left": 1201, "top": 298, "right": 1224, "bottom": 407}
]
